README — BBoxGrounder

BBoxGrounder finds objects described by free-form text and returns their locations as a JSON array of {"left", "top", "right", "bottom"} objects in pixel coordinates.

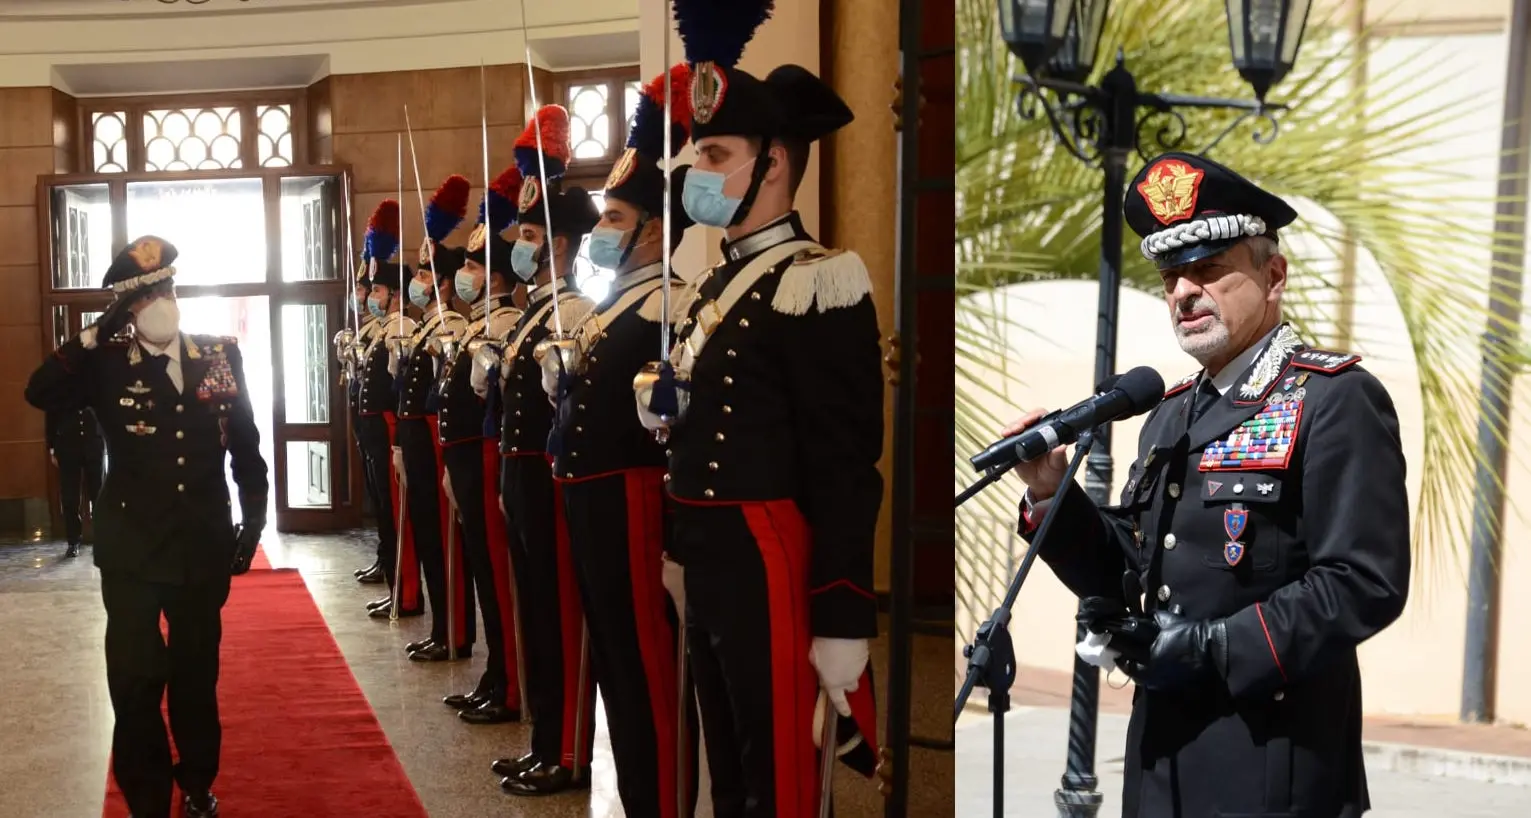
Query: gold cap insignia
[
  {"left": 691, "top": 62, "right": 727, "bottom": 125},
  {"left": 467, "top": 224, "right": 488, "bottom": 253},
  {"left": 606, "top": 147, "right": 639, "bottom": 191},
  {"left": 367, "top": 257, "right": 378, "bottom": 280},
  {"left": 127, "top": 237, "right": 164, "bottom": 273},
  {"left": 519, "top": 176, "right": 541, "bottom": 213},
  {"left": 418, "top": 237, "right": 434, "bottom": 267},
  {"left": 1137, "top": 159, "right": 1205, "bottom": 226}
]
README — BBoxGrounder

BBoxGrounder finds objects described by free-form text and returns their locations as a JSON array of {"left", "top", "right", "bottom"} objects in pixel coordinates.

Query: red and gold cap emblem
[
  {"left": 606, "top": 147, "right": 639, "bottom": 191},
  {"left": 127, "top": 237, "right": 165, "bottom": 272},
  {"left": 466, "top": 224, "right": 488, "bottom": 253},
  {"left": 519, "top": 176, "right": 541, "bottom": 214},
  {"left": 417, "top": 237, "right": 434, "bottom": 267},
  {"left": 1136, "top": 158, "right": 1205, "bottom": 226},
  {"left": 690, "top": 62, "right": 727, "bottom": 125}
]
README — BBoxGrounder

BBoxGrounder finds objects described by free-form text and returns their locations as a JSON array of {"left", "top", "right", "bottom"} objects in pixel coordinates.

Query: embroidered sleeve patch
[{"left": 1199, "top": 398, "right": 1303, "bottom": 472}]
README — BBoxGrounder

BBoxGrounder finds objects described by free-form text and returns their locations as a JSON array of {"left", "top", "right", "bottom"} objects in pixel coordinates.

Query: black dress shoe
[
  {"left": 459, "top": 701, "right": 521, "bottom": 724},
  {"left": 358, "top": 565, "right": 384, "bottom": 584},
  {"left": 502, "top": 762, "right": 589, "bottom": 796},
  {"left": 490, "top": 753, "right": 539, "bottom": 778},
  {"left": 443, "top": 691, "right": 490, "bottom": 710},
  {"left": 408, "top": 643, "right": 471, "bottom": 662},
  {"left": 405, "top": 638, "right": 435, "bottom": 654},
  {"left": 366, "top": 596, "right": 392, "bottom": 611},
  {"left": 64, "top": 542, "right": 79, "bottom": 558},
  {"left": 183, "top": 791, "right": 219, "bottom": 817},
  {"left": 354, "top": 561, "right": 377, "bottom": 578},
  {"left": 367, "top": 602, "right": 393, "bottom": 618}
]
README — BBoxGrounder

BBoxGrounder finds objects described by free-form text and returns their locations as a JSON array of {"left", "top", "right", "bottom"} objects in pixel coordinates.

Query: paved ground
[{"left": 956, "top": 705, "right": 1531, "bottom": 817}]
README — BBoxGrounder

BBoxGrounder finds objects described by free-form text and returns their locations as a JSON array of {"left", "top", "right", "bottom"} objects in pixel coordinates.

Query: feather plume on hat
[
  {"left": 364, "top": 199, "right": 401, "bottom": 262},
  {"left": 478, "top": 164, "right": 523, "bottom": 233},
  {"left": 513, "top": 105, "right": 573, "bottom": 181},
  {"left": 671, "top": 0, "right": 774, "bottom": 67},
  {"left": 424, "top": 174, "right": 471, "bottom": 244},
  {"left": 629, "top": 63, "right": 693, "bottom": 158}
]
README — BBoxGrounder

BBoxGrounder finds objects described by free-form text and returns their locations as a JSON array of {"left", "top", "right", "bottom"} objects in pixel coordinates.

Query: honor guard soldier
[
  {"left": 490, "top": 104, "right": 601, "bottom": 797},
  {"left": 357, "top": 201, "right": 424, "bottom": 620},
  {"left": 395, "top": 174, "right": 475, "bottom": 661},
  {"left": 440, "top": 164, "right": 530, "bottom": 723},
  {"left": 637, "top": 3, "right": 884, "bottom": 813},
  {"left": 25, "top": 235, "right": 268, "bottom": 818},
  {"left": 345, "top": 260, "right": 387, "bottom": 585},
  {"left": 47, "top": 404, "right": 103, "bottom": 558},
  {"left": 546, "top": 63, "right": 699, "bottom": 818},
  {"left": 1010, "top": 152, "right": 1410, "bottom": 818}
]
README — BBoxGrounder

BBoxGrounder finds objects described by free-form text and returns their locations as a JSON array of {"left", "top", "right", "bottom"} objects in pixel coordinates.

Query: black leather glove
[
  {"left": 230, "top": 516, "right": 264, "bottom": 575},
  {"left": 1118, "top": 608, "right": 1230, "bottom": 692},
  {"left": 93, "top": 293, "right": 143, "bottom": 341}
]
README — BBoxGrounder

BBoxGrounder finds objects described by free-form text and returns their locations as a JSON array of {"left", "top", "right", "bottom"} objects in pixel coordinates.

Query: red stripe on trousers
[
  {"left": 553, "top": 478, "right": 594, "bottom": 768},
  {"left": 383, "top": 411, "right": 421, "bottom": 611},
  {"left": 624, "top": 467, "right": 682, "bottom": 817},
  {"left": 427, "top": 416, "right": 469, "bottom": 640},
  {"left": 742, "top": 500, "right": 817, "bottom": 818},
  {"left": 482, "top": 438, "right": 521, "bottom": 708}
]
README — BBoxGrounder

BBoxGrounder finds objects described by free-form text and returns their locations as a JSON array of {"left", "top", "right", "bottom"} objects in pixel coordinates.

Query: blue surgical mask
[
  {"left": 511, "top": 239, "right": 541, "bottom": 282},
  {"left": 455, "top": 271, "right": 483, "bottom": 302},
  {"left": 683, "top": 159, "right": 756, "bottom": 228},
  {"left": 366, "top": 295, "right": 387, "bottom": 319},
  {"left": 587, "top": 226, "right": 633, "bottom": 271},
  {"left": 407, "top": 279, "right": 431, "bottom": 309}
]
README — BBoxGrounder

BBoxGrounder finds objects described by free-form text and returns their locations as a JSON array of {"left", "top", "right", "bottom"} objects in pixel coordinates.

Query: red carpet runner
[{"left": 102, "top": 550, "right": 428, "bottom": 817}]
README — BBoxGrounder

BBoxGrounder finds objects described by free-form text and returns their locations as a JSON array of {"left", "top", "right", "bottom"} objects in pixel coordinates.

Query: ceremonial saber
[
  {"left": 341, "top": 169, "right": 358, "bottom": 344},
  {"left": 404, "top": 106, "right": 447, "bottom": 330},
  {"left": 445, "top": 502, "right": 458, "bottom": 660},
  {"left": 819, "top": 696, "right": 838, "bottom": 818},
  {"left": 390, "top": 468, "right": 407, "bottom": 623},
  {"left": 516, "top": 0, "right": 564, "bottom": 335},
  {"left": 479, "top": 61, "right": 493, "bottom": 318},
  {"left": 572, "top": 623, "right": 591, "bottom": 781},
  {"left": 660, "top": 26, "right": 674, "bottom": 365}
]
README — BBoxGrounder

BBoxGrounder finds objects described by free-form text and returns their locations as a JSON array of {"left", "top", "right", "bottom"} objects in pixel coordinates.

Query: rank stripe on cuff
[{"left": 1255, "top": 601, "right": 1288, "bottom": 683}]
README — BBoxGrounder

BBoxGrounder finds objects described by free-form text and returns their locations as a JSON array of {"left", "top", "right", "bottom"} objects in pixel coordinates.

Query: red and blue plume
[
  {"left": 424, "top": 174, "right": 471, "bottom": 243},
  {"left": 514, "top": 105, "right": 572, "bottom": 181},
  {"left": 479, "top": 165, "right": 523, "bottom": 232},
  {"left": 365, "top": 199, "right": 401, "bottom": 263},
  {"left": 628, "top": 63, "right": 692, "bottom": 159},
  {"left": 671, "top": 0, "right": 774, "bottom": 68}
]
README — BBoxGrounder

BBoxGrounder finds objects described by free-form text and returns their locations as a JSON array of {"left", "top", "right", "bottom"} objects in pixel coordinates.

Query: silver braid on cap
[{"left": 1140, "top": 215, "right": 1267, "bottom": 261}]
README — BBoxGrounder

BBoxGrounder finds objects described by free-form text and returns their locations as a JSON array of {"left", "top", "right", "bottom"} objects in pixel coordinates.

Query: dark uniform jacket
[
  {"left": 346, "top": 316, "right": 380, "bottom": 420},
  {"left": 552, "top": 262, "right": 683, "bottom": 480},
  {"left": 396, "top": 308, "right": 467, "bottom": 420},
  {"left": 499, "top": 278, "right": 594, "bottom": 457},
  {"left": 358, "top": 314, "right": 417, "bottom": 418},
  {"left": 1027, "top": 323, "right": 1410, "bottom": 818},
  {"left": 438, "top": 296, "right": 520, "bottom": 446},
  {"left": 665, "top": 212, "right": 885, "bottom": 640},
  {"left": 47, "top": 406, "right": 103, "bottom": 460},
  {"left": 25, "top": 332, "right": 269, "bottom": 584}
]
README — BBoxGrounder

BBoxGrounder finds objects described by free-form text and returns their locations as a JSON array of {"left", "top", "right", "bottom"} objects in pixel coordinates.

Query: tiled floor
[{"left": 0, "top": 532, "right": 952, "bottom": 817}]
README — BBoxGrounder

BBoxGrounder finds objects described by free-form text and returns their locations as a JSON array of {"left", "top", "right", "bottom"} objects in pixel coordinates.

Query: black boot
[
  {"left": 183, "top": 791, "right": 219, "bottom": 817},
  {"left": 501, "top": 762, "right": 589, "bottom": 796},
  {"left": 408, "top": 643, "right": 472, "bottom": 662},
  {"left": 459, "top": 700, "right": 521, "bottom": 724},
  {"left": 490, "top": 753, "right": 540, "bottom": 778},
  {"left": 64, "top": 541, "right": 79, "bottom": 558},
  {"left": 357, "top": 564, "right": 384, "bottom": 584},
  {"left": 353, "top": 561, "right": 377, "bottom": 578},
  {"left": 405, "top": 638, "right": 435, "bottom": 654},
  {"left": 443, "top": 689, "right": 490, "bottom": 710}
]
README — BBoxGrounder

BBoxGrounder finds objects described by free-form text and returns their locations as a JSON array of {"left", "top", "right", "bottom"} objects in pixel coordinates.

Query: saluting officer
[
  {"left": 638, "top": 5, "right": 884, "bottom": 813},
  {"left": 490, "top": 104, "right": 600, "bottom": 797},
  {"left": 1009, "top": 152, "right": 1410, "bottom": 818},
  {"left": 47, "top": 403, "right": 103, "bottom": 558},
  {"left": 440, "top": 164, "right": 529, "bottom": 722},
  {"left": 356, "top": 200, "right": 424, "bottom": 620},
  {"left": 347, "top": 260, "right": 386, "bottom": 585},
  {"left": 394, "top": 175, "right": 475, "bottom": 661},
  {"left": 547, "top": 63, "right": 698, "bottom": 818},
  {"left": 25, "top": 236, "right": 268, "bottom": 818}
]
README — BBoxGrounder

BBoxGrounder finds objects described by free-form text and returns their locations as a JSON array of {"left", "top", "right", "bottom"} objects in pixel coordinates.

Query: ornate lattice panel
[
  {"left": 143, "top": 106, "right": 243, "bottom": 171},
  {"left": 91, "top": 112, "right": 129, "bottom": 173},
  {"left": 256, "top": 104, "right": 294, "bottom": 167},
  {"left": 567, "top": 84, "right": 611, "bottom": 160}
]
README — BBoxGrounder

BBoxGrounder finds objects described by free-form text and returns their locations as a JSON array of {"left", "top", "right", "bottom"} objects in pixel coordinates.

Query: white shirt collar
[{"left": 1205, "top": 324, "right": 1281, "bottom": 396}]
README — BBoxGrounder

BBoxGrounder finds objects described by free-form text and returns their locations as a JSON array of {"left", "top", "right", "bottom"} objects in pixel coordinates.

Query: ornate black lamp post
[{"left": 993, "top": 1, "right": 1311, "bottom": 815}]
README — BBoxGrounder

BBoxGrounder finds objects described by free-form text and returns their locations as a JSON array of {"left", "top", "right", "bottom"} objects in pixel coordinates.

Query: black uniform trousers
[
  {"left": 102, "top": 568, "right": 231, "bottom": 818},
  {"left": 443, "top": 438, "right": 521, "bottom": 706},
  {"left": 351, "top": 403, "right": 385, "bottom": 562},
  {"left": 671, "top": 497, "right": 824, "bottom": 818},
  {"left": 357, "top": 412, "right": 423, "bottom": 613},
  {"left": 58, "top": 448, "right": 104, "bottom": 544},
  {"left": 562, "top": 468, "right": 698, "bottom": 818},
  {"left": 501, "top": 454, "right": 596, "bottom": 769},
  {"left": 398, "top": 417, "right": 474, "bottom": 647}
]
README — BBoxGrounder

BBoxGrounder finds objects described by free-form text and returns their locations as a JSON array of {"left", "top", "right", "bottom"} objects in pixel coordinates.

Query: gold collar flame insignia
[
  {"left": 1137, "top": 158, "right": 1205, "bottom": 226},
  {"left": 519, "top": 176, "right": 541, "bottom": 214},
  {"left": 691, "top": 62, "right": 726, "bottom": 125},
  {"left": 466, "top": 224, "right": 488, "bottom": 253},
  {"left": 606, "top": 147, "right": 639, "bottom": 191}
]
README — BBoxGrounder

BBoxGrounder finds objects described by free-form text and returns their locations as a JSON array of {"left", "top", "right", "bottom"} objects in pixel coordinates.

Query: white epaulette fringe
[{"left": 770, "top": 248, "right": 872, "bottom": 316}]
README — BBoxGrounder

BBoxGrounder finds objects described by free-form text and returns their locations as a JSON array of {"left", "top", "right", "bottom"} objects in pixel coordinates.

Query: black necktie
[{"left": 1189, "top": 378, "right": 1220, "bottom": 424}]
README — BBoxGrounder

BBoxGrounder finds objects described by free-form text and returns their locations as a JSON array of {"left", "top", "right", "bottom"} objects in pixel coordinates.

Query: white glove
[
  {"left": 660, "top": 555, "right": 685, "bottom": 615},
  {"left": 79, "top": 326, "right": 98, "bottom": 349},
  {"left": 1075, "top": 630, "right": 1122, "bottom": 672},
  {"left": 391, "top": 446, "right": 405, "bottom": 480},
  {"left": 809, "top": 637, "right": 869, "bottom": 718},
  {"left": 540, "top": 358, "right": 560, "bottom": 402},
  {"left": 470, "top": 358, "right": 488, "bottom": 397}
]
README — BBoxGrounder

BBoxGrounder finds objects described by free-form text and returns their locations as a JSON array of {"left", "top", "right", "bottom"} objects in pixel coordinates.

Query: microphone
[{"left": 969, "top": 366, "right": 1166, "bottom": 473}]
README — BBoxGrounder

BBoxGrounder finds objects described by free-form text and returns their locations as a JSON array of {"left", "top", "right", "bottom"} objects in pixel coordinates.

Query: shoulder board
[
  {"left": 191, "top": 334, "right": 237, "bottom": 346},
  {"left": 772, "top": 246, "right": 872, "bottom": 317},
  {"left": 1164, "top": 372, "right": 1198, "bottom": 398},
  {"left": 1290, "top": 348, "right": 1362, "bottom": 373}
]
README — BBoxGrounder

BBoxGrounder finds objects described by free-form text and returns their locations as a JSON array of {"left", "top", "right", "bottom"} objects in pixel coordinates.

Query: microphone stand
[{"left": 954, "top": 428, "right": 1098, "bottom": 818}]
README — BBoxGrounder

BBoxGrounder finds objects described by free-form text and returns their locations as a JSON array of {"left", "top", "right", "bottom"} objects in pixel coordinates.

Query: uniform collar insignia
[
  {"left": 724, "top": 213, "right": 802, "bottom": 261},
  {"left": 1235, "top": 323, "right": 1302, "bottom": 403},
  {"left": 528, "top": 276, "right": 577, "bottom": 305},
  {"left": 612, "top": 262, "right": 664, "bottom": 292}
]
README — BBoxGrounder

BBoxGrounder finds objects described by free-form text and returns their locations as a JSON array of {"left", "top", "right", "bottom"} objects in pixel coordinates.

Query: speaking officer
[
  {"left": 47, "top": 404, "right": 103, "bottom": 558},
  {"left": 357, "top": 201, "right": 424, "bottom": 620},
  {"left": 440, "top": 164, "right": 529, "bottom": 722},
  {"left": 637, "top": 6, "right": 884, "bottom": 812},
  {"left": 346, "top": 260, "right": 386, "bottom": 585},
  {"left": 25, "top": 236, "right": 267, "bottom": 818},
  {"left": 394, "top": 174, "right": 474, "bottom": 661},
  {"left": 491, "top": 104, "right": 600, "bottom": 797},
  {"left": 547, "top": 63, "right": 698, "bottom": 818},
  {"left": 1008, "top": 152, "right": 1410, "bottom": 818}
]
